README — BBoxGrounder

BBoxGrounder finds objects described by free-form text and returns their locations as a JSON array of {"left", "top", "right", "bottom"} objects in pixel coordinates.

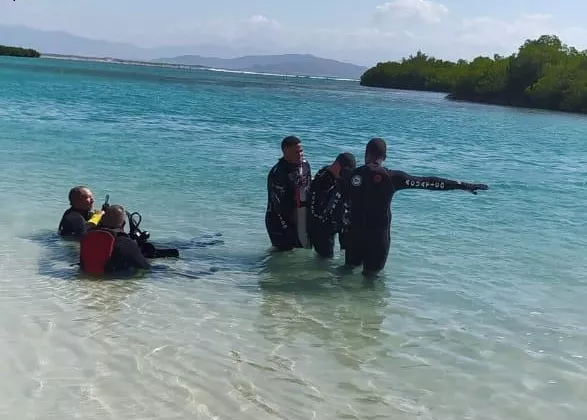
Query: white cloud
[
  {"left": 450, "top": 14, "right": 572, "bottom": 57},
  {"left": 128, "top": 11, "right": 587, "bottom": 67},
  {"left": 375, "top": 0, "right": 449, "bottom": 24},
  {"left": 8, "top": 6, "right": 587, "bottom": 68},
  {"left": 311, "top": 28, "right": 398, "bottom": 50},
  {"left": 247, "top": 14, "right": 281, "bottom": 30},
  {"left": 316, "top": 12, "right": 587, "bottom": 65},
  {"left": 127, "top": 14, "right": 285, "bottom": 51},
  {"left": 460, "top": 14, "right": 553, "bottom": 43}
]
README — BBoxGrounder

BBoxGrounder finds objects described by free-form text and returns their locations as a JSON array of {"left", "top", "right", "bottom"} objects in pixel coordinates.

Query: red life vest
[{"left": 80, "top": 229, "right": 116, "bottom": 275}]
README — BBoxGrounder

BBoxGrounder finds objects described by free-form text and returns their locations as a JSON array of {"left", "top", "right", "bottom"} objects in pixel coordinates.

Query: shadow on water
[
  {"left": 18, "top": 230, "right": 146, "bottom": 314},
  {"left": 251, "top": 249, "right": 393, "bottom": 373},
  {"left": 24, "top": 229, "right": 84, "bottom": 280},
  {"left": 255, "top": 248, "right": 387, "bottom": 293},
  {"left": 159, "top": 233, "right": 279, "bottom": 278},
  {"left": 155, "top": 233, "right": 225, "bottom": 251},
  {"left": 21, "top": 229, "right": 235, "bottom": 283}
]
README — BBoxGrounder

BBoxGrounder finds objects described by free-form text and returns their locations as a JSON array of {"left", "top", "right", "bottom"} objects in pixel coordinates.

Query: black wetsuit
[
  {"left": 80, "top": 228, "right": 150, "bottom": 273},
  {"left": 265, "top": 157, "right": 312, "bottom": 251},
  {"left": 58, "top": 207, "right": 93, "bottom": 238},
  {"left": 345, "top": 163, "right": 473, "bottom": 273},
  {"left": 307, "top": 166, "right": 348, "bottom": 258}
]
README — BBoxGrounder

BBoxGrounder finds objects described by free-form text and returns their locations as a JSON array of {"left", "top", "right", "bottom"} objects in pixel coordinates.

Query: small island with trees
[
  {"left": 0, "top": 44, "right": 41, "bottom": 58},
  {"left": 360, "top": 35, "right": 587, "bottom": 114}
]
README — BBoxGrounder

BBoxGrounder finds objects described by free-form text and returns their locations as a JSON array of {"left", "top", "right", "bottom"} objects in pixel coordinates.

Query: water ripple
[{"left": 1, "top": 57, "right": 587, "bottom": 419}]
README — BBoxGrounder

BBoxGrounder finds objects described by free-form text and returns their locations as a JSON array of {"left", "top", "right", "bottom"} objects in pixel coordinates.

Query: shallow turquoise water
[{"left": 1, "top": 56, "right": 586, "bottom": 419}]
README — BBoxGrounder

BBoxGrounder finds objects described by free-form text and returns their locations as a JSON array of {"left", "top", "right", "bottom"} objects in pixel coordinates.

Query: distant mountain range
[
  {"left": 0, "top": 24, "right": 367, "bottom": 79},
  {"left": 150, "top": 54, "right": 367, "bottom": 79}
]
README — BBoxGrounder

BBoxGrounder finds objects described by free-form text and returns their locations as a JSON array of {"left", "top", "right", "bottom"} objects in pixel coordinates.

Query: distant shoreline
[
  {"left": 41, "top": 53, "right": 208, "bottom": 70},
  {"left": 0, "top": 44, "right": 40, "bottom": 58},
  {"left": 360, "top": 34, "right": 587, "bottom": 116},
  {"left": 40, "top": 53, "right": 359, "bottom": 82}
]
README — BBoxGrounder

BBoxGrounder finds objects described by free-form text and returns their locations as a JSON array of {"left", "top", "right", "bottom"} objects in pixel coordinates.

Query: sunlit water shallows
[{"left": 1, "top": 56, "right": 586, "bottom": 420}]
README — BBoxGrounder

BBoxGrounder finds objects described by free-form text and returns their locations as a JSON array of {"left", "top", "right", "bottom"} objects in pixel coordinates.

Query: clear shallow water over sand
[{"left": 1, "top": 56, "right": 586, "bottom": 419}]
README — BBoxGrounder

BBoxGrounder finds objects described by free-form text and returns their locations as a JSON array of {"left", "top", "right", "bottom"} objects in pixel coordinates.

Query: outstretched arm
[{"left": 390, "top": 170, "right": 488, "bottom": 194}]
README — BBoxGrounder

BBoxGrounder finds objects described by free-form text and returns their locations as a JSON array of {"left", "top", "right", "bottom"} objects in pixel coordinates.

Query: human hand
[{"left": 463, "top": 183, "right": 489, "bottom": 195}]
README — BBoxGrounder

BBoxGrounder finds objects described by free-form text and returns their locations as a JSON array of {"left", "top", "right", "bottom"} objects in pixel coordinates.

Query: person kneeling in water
[
  {"left": 58, "top": 186, "right": 105, "bottom": 238},
  {"left": 80, "top": 205, "right": 150, "bottom": 275}
]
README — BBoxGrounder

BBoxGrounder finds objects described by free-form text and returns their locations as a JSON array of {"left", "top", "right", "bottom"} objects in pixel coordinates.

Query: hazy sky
[{"left": 2, "top": 0, "right": 586, "bottom": 65}]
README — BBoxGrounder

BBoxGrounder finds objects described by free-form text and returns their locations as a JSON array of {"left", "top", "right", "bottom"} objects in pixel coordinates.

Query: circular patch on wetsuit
[
  {"left": 351, "top": 174, "right": 362, "bottom": 187},
  {"left": 373, "top": 174, "right": 382, "bottom": 183}
]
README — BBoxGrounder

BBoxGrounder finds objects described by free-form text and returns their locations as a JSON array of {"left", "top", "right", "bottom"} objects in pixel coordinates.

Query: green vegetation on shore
[
  {"left": 360, "top": 35, "right": 587, "bottom": 114},
  {"left": 0, "top": 44, "right": 41, "bottom": 58}
]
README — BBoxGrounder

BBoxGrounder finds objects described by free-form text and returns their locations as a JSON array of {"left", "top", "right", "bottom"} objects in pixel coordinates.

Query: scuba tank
[
  {"left": 295, "top": 151, "right": 312, "bottom": 249},
  {"left": 101, "top": 194, "right": 179, "bottom": 258}
]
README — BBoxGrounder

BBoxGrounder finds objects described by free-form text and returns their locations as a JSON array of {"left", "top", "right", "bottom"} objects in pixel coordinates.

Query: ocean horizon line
[{"left": 40, "top": 53, "right": 360, "bottom": 82}]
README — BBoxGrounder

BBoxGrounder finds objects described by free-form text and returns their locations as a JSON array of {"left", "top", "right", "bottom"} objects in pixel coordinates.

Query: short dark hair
[
  {"left": 336, "top": 152, "right": 356, "bottom": 170},
  {"left": 100, "top": 204, "right": 126, "bottom": 229},
  {"left": 366, "top": 137, "right": 387, "bottom": 160},
  {"left": 68, "top": 185, "right": 89, "bottom": 203},
  {"left": 281, "top": 135, "right": 301, "bottom": 151}
]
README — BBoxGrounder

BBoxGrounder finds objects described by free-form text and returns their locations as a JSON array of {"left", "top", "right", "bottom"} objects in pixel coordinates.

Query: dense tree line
[
  {"left": 0, "top": 45, "right": 41, "bottom": 58},
  {"left": 360, "top": 35, "right": 587, "bottom": 114}
]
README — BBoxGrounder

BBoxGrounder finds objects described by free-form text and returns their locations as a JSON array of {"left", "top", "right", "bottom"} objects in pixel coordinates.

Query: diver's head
[
  {"left": 281, "top": 135, "right": 303, "bottom": 165},
  {"left": 365, "top": 137, "right": 386, "bottom": 165},
  {"left": 330, "top": 152, "right": 356, "bottom": 180},
  {"left": 68, "top": 186, "right": 95, "bottom": 212},
  {"left": 99, "top": 205, "right": 126, "bottom": 230}
]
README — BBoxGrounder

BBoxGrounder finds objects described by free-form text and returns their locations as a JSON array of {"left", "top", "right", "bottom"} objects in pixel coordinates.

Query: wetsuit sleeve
[
  {"left": 117, "top": 236, "right": 150, "bottom": 270},
  {"left": 309, "top": 173, "right": 326, "bottom": 220},
  {"left": 59, "top": 212, "right": 91, "bottom": 237},
  {"left": 267, "top": 166, "right": 291, "bottom": 230},
  {"left": 309, "top": 171, "right": 344, "bottom": 228},
  {"left": 390, "top": 170, "right": 466, "bottom": 192},
  {"left": 335, "top": 175, "right": 352, "bottom": 249}
]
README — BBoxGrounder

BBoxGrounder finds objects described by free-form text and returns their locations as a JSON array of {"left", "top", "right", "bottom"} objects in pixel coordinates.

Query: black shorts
[{"left": 344, "top": 227, "right": 391, "bottom": 273}]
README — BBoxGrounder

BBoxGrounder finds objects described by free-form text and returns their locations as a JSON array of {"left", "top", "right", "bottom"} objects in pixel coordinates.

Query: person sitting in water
[
  {"left": 58, "top": 186, "right": 104, "bottom": 238},
  {"left": 307, "top": 152, "right": 356, "bottom": 259},
  {"left": 80, "top": 204, "right": 150, "bottom": 275}
]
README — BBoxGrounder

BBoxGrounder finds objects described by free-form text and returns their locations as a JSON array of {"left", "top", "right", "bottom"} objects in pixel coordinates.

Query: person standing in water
[
  {"left": 344, "top": 138, "right": 488, "bottom": 276},
  {"left": 307, "top": 152, "right": 356, "bottom": 259},
  {"left": 265, "top": 135, "right": 312, "bottom": 251}
]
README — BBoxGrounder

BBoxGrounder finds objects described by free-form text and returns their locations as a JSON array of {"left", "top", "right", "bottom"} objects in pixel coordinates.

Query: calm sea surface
[{"left": 1, "top": 56, "right": 586, "bottom": 420}]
